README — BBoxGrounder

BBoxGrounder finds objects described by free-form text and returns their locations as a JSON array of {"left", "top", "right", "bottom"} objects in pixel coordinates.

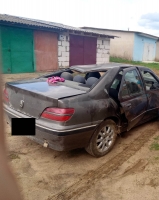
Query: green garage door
[{"left": 1, "top": 26, "right": 34, "bottom": 73}]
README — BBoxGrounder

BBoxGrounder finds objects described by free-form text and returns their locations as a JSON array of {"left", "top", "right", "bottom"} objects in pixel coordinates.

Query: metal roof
[
  {"left": 0, "top": 14, "right": 61, "bottom": 30},
  {"left": 81, "top": 27, "right": 159, "bottom": 39},
  {"left": 0, "top": 14, "right": 115, "bottom": 38}
]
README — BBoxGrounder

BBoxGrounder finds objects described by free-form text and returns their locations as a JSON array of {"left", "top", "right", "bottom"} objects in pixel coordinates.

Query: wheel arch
[
  {"left": 85, "top": 118, "right": 118, "bottom": 157},
  {"left": 104, "top": 116, "right": 120, "bottom": 126},
  {"left": 88, "top": 116, "right": 120, "bottom": 143}
]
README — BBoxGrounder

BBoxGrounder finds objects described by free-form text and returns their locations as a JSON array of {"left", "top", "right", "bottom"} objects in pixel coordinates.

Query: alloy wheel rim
[{"left": 96, "top": 125, "right": 114, "bottom": 152}]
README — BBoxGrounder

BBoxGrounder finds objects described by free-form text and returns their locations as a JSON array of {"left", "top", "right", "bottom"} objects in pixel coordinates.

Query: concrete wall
[
  {"left": 83, "top": 29, "right": 134, "bottom": 60},
  {"left": 109, "top": 31, "right": 134, "bottom": 60},
  {"left": 96, "top": 38, "right": 110, "bottom": 64},
  {"left": 58, "top": 32, "right": 70, "bottom": 68},
  {"left": 155, "top": 40, "right": 159, "bottom": 61},
  {"left": 133, "top": 33, "right": 157, "bottom": 61}
]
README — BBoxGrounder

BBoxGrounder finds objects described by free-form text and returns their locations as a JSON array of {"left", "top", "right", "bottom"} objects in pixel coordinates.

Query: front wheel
[{"left": 85, "top": 119, "right": 117, "bottom": 157}]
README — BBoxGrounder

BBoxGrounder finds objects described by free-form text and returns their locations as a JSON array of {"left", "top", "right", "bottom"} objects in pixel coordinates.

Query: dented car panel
[{"left": 3, "top": 63, "right": 159, "bottom": 154}]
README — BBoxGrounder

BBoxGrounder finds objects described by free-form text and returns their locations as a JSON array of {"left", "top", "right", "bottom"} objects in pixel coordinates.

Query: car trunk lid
[{"left": 5, "top": 79, "right": 86, "bottom": 119}]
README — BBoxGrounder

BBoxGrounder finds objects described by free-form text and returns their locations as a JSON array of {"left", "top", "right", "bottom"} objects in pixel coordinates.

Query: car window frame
[
  {"left": 140, "top": 69, "right": 159, "bottom": 91},
  {"left": 119, "top": 67, "right": 145, "bottom": 102}
]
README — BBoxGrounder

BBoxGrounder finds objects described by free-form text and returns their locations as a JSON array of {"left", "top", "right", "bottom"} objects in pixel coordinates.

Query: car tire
[{"left": 85, "top": 119, "right": 117, "bottom": 157}]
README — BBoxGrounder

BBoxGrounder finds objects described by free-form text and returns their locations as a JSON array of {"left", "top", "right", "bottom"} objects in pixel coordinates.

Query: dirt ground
[{"left": 2, "top": 69, "right": 159, "bottom": 200}]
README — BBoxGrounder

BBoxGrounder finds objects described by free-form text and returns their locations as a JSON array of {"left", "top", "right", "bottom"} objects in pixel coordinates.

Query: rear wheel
[{"left": 85, "top": 119, "right": 117, "bottom": 157}]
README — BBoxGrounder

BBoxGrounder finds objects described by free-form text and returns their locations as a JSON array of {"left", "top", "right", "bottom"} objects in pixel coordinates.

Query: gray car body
[{"left": 4, "top": 63, "right": 159, "bottom": 151}]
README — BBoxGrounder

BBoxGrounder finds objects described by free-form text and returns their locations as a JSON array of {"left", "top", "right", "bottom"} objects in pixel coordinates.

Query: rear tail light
[
  {"left": 41, "top": 108, "right": 75, "bottom": 122},
  {"left": 3, "top": 88, "right": 9, "bottom": 102}
]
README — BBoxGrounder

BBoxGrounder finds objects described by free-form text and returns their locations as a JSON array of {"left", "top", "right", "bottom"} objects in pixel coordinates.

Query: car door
[
  {"left": 140, "top": 69, "right": 159, "bottom": 121},
  {"left": 118, "top": 67, "right": 148, "bottom": 131}
]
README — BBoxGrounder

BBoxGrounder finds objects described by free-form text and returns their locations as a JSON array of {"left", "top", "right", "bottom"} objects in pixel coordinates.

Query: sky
[{"left": 0, "top": 0, "right": 159, "bottom": 36}]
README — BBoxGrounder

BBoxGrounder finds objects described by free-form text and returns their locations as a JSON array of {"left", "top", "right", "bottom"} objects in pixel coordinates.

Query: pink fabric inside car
[{"left": 47, "top": 76, "right": 65, "bottom": 84}]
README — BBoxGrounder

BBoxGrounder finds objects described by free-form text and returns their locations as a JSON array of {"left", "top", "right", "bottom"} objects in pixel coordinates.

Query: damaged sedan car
[{"left": 3, "top": 63, "right": 159, "bottom": 157}]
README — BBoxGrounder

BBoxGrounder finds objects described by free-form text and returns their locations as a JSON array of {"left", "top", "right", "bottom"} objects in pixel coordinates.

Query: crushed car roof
[{"left": 70, "top": 63, "right": 135, "bottom": 73}]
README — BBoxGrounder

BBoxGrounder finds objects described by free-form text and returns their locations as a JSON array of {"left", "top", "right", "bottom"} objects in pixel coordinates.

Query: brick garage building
[{"left": 0, "top": 14, "right": 115, "bottom": 74}]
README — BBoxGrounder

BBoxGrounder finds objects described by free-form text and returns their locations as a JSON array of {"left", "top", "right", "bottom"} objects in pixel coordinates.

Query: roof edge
[
  {"left": 81, "top": 26, "right": 159, "bottom": 39},
  {"left": 0, "top": 14, "right": 115, "bottom": 38}
]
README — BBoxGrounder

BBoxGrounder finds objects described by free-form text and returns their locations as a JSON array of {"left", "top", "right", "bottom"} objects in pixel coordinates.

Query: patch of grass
[
  {"left": 110, "top": 57, "right": 159, "bottom": 70},
  {"left": 154, "top": 136, "right": 159, "bottom": 141},
  {"left": 150, "top": 143, "right": 159, "bottom": 150},
  {"left": 150, "top": 135, "right": 159, "bottom": 151}
]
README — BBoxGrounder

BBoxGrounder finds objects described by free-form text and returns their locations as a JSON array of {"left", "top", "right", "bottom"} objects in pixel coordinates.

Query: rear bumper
[{"left": 4, "top": 104, "right": 96, "bottom": 151}]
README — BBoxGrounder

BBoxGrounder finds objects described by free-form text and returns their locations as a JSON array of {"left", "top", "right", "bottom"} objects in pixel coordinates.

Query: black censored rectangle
[{"left": 11, "top": 118, "right": 35, "bottom": 136}]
